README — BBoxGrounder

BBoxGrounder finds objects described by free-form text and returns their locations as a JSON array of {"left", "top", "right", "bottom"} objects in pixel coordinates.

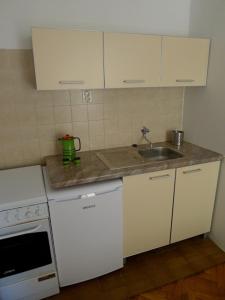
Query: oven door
[
  {"left": 0, "top": 218, "right": 56, "bottom": 284},
  {"left": 0, "top": 219, "right": 59, "bottom": 300}
]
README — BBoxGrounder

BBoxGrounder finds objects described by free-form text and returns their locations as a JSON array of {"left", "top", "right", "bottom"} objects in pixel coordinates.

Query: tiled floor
[{"left": 48, "top": 236, "right": 225, "bottom": 300}]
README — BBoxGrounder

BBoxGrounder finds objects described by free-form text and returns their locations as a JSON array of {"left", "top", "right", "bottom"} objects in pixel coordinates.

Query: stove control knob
[
  {"left": 35, "top": 207, "right": 40, "bottom": 217},
  {"left": 14, "top": 209, "right": 20, "bottom": 221},
  {"left": 4, "top": 212, "right": 10, "bottom": 223},
  {"left": 15, "top": 213, "right": 20, "bottom": 221},
  {"left": 25, "top": 210, "right": 32, "bottom": 218}
]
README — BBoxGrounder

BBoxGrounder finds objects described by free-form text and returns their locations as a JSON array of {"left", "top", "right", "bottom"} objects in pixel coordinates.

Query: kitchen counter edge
[{"left": 45, "top": 142, "right": 223, "bottom": 189}]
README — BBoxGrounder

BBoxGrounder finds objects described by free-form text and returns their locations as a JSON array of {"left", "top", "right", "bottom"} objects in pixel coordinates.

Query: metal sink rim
[{"left": 138, "top": 146, "right": 183, "bottom": 161}]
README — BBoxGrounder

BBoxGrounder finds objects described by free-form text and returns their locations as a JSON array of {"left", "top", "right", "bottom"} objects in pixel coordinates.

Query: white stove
[
  {"left": 0, "top": 165, "right": 59, "bottom": 300},
  {"left": 0, "top": 165, "right": 47, "bottom": 229},
  {"left": 0, "top": 165, "right": 46, "bottom": 211}
]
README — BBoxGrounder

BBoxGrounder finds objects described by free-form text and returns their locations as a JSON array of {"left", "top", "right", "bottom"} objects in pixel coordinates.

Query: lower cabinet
[
  {"left": 123, "top": 169, "right": 175, "bottom": 257},
  {"left": 123, "top": 161, "right": 220, "bottom": 258},
  {"left": 171, "top": 161, "right": 220, "bottom": 243}
]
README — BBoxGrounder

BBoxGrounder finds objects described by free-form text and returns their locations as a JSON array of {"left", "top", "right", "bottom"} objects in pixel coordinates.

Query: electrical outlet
[{"left": 82, "top": 90, "right": 92, "bottom": 103}]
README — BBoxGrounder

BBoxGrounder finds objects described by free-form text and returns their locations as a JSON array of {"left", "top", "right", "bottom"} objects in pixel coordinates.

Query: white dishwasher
[{"left": 43, "top": 168, "right": 123, "bottom": 287}]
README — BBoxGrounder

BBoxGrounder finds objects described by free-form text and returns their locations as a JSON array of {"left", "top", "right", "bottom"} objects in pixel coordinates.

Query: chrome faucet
[{"left": 141, "top": 126, "right": 152, "bottom": 149}]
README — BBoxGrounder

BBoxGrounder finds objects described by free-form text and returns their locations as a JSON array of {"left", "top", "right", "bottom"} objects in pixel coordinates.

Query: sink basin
[{"left": 138, "top": 147, "right": 183, "bottom": 161}]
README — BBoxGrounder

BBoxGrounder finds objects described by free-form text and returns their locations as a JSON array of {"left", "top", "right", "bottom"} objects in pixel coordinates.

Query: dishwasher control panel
[{"left": 0, "top": 203, "right": 49, "bottom": 228}]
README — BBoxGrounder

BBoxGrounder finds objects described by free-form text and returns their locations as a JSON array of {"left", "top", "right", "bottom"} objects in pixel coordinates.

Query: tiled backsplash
[{"left": 0, "top": 49, "right": 184, "bottom": 169}]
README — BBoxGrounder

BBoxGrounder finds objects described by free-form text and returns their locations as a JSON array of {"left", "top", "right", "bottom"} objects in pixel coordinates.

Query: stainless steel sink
[{"left": 138, "top": 147, "right": 183, "bottom": 161}]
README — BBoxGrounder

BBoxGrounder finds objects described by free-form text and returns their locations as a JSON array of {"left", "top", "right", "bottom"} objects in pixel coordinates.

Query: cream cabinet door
[
  {"left": 104, "top": 33, "right": 161, "bottom": 88},
  {"left": 171, "top": 161, "right": 220, "bottom": 243},
  {"left": 123, "top": 169, "right": 175, "bottom": 258},
  {"left": 32, "top": 28, "right": 104, "bottom": 90},
  {"left": 161, "top": 36, "right": 210, "bottom": 86}
]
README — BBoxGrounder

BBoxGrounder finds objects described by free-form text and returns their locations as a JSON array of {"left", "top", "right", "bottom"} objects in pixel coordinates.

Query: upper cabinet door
[
  {"left": 104, "top": 33, "right": 161, "bottom": 88},
  {"left": 161, "top": 37, "right": 210, "bottom": 86},
  {"left": 32, "top": 28, "right": 104, "bottom": 90}
]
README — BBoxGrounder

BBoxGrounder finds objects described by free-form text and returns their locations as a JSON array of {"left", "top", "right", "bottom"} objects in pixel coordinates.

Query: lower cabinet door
[
  {"left": 123, "top": 169, "right": 175, "bottom": 257},
  {"left": 171, "top": 161, "right": 220, "bottom": 243}
]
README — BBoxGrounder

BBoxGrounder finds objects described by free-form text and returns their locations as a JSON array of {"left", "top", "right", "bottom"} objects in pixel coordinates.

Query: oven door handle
[{"left": 0, "top": 225, "right": 42, "bottom": 240}]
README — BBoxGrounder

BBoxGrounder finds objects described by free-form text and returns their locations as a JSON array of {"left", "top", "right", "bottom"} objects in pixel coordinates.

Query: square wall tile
[
  {"left": 0, "top": 125, "right": 20, "bottom": 142},
  {"left": 8, "top": 50, "right": 34, "bottom": 72},
  {"left": 118, "top": 131, "right": 132, "bottom": 146},
  {"left": 103, "top": 103, "right": 118, "bottom": 120},
  {"left": 0, "top": 89, "right": 15, "bottom": 106},
  {"left": 2, "top": 140, "right": 24, "bottom": 168},
  {"left": 52, "top": 91, "right": 71, "bottom": 106},
  {"left": 40, "top": 140, "right": 59, "bottom": 158},
  {"left": 22, "top": 138, "right": 41, "bottom": 164},
  {"left": 16, "top": 104, "right": 36, "bottom": 126},
  {"left": 70, "top": 90, "right": 83, "bottom": 105},
  {"left": 104, "top": 119, "right": 119, "bottom": 135},
  {"left": 36, "top": 107, "right": 54, "bottom": 125},
  {"left": 72, "top": 122, "right": 89, "bottom": 137},
  {"left": 54, "top": 106, "right": 72, "bottom": 124},
  {"left": 55, "top": 123, "right": 73, "bottom": 138},
  {"left": 0, "top": 103, "right": 17, "bottom": 126},
  {"left": 88, "top": 104, "right": 103, "bottom": 121},
  {"left": 105, "top": 133, "right": 121, "bottom": 148},
  {"left": 89, "top": 120, "right": 104, "bottom": 136},
  {"left": 72, "top": 105, "right": 88, "bottom": 122},
  {"left": 90, "top": 135, "right": 105, "bottom": 150},
  {"left": 90, "top": 90, "right": 104, "bottom": 104},
  {"left": 12, "top": 70, "right": 35, "bottom": 92},
  {"left": 34, "top": 91, "right": 53, "bottom": 107},
  {"left": 0, "top": 71, "right": 14, "bottom": 92},
  {"left": 19, "top": 125, "right": 38, "bottom": 140},
  {"left": 38, "top": 124, "right": 55, "bottom": 140}
]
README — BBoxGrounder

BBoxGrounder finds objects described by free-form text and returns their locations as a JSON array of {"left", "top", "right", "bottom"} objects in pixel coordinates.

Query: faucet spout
[{"left": 141, "top": 126, "right": 152, "bottom": 149}]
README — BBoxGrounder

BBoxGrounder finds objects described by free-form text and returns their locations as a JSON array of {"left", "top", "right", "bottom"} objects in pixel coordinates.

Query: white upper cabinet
[
  {"left": 161, "top": 36, "right": 210, "bottom": 86},
  {"left": 104, "top": 33, "right": 161, "bottom": 88},
  {"left": 32, "top": 28, "right": 104, "bottom": 90}
]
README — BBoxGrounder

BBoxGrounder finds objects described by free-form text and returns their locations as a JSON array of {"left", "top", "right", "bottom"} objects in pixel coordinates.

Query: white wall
[
  {"left": 184, "top": 0, "right": 225, "bottom": 154},
  {"left": 184, "top": 0, "right": 225, "bottom": 250},
  {"left": 0, "top": 0, "right": 191, "bottom": 49}
]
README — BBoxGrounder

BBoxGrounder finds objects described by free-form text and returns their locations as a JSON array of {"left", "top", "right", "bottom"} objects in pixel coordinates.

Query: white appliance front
[
  {"left": 46, "top": 177, "right": 123, "bottom": 287},
  {"left": 0, "top": 217, "right": 59, "bottom": 300}
]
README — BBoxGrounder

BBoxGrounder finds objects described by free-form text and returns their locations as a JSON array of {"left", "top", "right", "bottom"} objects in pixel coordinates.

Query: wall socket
[{"left": 82, "top": 90, "right": 92, "bottom": 103}]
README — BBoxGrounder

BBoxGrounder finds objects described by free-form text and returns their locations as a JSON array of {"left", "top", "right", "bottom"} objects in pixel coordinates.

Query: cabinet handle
[
  {"left": 183, "top": 168, "right": 202, "bottom": 174},
  {"left": 82, "top": 204, "right": 96, "bottom": 210},
  {"left": 149, "top": 174, "right": 170, "bottom": 180},
  {"left": 59, "top": 80, "right": 84, "bottom": 85},
  {"left": 123, "top": 80, "right": 145, "bottom": 84},
  {"left": 176, "top": 79, "right": 195, "bottom": 83}
]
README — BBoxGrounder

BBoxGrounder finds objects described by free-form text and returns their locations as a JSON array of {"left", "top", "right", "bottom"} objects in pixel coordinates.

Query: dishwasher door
[{"left": 48, "top": 185, "right": 123, "bottom": 287}]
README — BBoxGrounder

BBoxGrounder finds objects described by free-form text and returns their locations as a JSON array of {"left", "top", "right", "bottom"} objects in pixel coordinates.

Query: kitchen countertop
[{"left": 45, "top": 142, "right": 223, "bottom": 188}]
